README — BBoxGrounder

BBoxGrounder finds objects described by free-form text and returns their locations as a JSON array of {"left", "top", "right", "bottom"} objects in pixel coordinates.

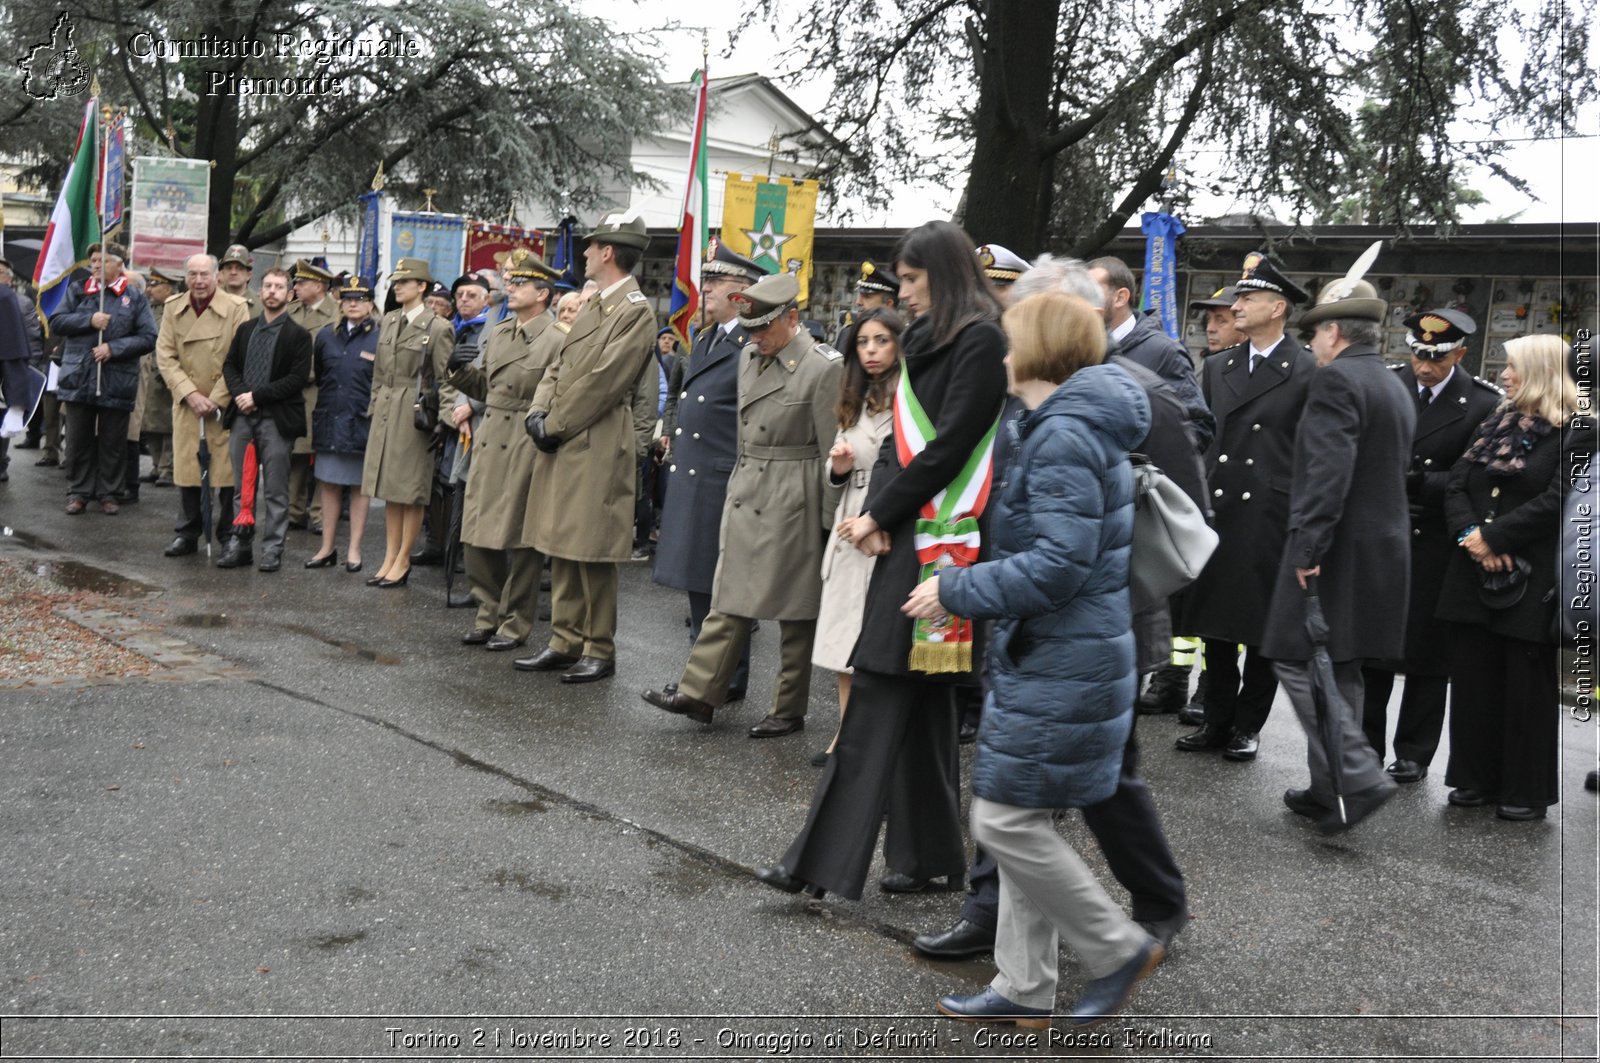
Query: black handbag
[
  {"left": 412, "top": 332, "right": 438, "bottom": 433},
  {"left": 1477, "top": 555, "right": 1531, "bottom": 609}
]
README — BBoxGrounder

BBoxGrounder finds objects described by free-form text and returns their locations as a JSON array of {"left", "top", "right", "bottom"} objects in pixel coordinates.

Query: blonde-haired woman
[{"left": 1438, "top": 334, "right": 1593, "bottom": 821}]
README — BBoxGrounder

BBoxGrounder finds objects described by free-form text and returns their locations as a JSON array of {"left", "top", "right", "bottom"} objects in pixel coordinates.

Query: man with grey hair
[{"left": 1258, "top": 249, "right": 1415, "bottom": 835}]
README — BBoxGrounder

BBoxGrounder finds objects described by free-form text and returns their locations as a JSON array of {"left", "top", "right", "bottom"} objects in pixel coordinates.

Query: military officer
[
  {"left": 156, "top": 253, "right": 251, "bottom": 556},
  {"left": 642, "top": 270, "right": 844, "bottom": 737},
  {"left": 855, "top": 260, "right": 901, "bottom": 315},
  {"left": 1361, "top": 308, "right": 1501, "bottom": 782},
  {"left": 286, "top": 258, "right": 339, "bottom": 530},
  {"left": 976, "top": 244, "right": 1029, "bottom": 305},
  {"left": 1177, "top": 252, "right": 1315, "bottom": 761},
  {"left": 217, "top": 245, "right": 260, "bottom": 318},
  {"left": 515, "top": 209, "right": 658, "bottom": 683},
  {"left": 449, "top": 251, "right": 564, "bottom": 650},
  {"left": 138, "top": 267, "right": 180, "bottom": 487},
  {"left": 652, "top": 242, "right": 766, "bottom": 698}
]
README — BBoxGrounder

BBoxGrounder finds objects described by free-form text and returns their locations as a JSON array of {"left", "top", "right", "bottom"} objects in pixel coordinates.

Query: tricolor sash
[{"left": 893, "top": 367, "right": 999, "bottom": 673}]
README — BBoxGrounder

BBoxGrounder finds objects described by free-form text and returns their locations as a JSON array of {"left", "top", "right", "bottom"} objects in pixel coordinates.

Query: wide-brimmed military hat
[
  {"left": 976, "top": 244, "right": 1028, "bottom": 284},
  {"left": 339, "top": 276, "right": 375, "bottom": 300},
  {"left": 702, "top": 239, "right": 764, "bottom": 284},
  {"left": 730, "top": 270, "right": 800, "bottom": 328},
  {"left": 1404, "top": 307, "right": 1476, "bottom": 357},
  {"left": 584, "top": 208, "right": 650, "bottom": 250},
  {"left": 1234, "top": 251, "right": 1310, "bottom": 304},
  {"left": 147, "top": 266, "right": 181, "bottom": 288},
  {"left": 389, "top": 258, "right": 436, "bottom": 285},
  {"left": 499, "top": 248, "right": 560, "bottom": 283},
  {"left": 219, "top": 244, "right": 252, "bottom": 268},
  {"left": 856, "top": 260, "right": 900, "bottom": 296},
  {"left": 292, "top": 258, "right": 336, "bottom": 285},
  {"left": 1299, "top": 241, "right": 1387, "bottom": 326},
  {"left": 1189, "top": 285, "right": 1238, "bottom": 311}
]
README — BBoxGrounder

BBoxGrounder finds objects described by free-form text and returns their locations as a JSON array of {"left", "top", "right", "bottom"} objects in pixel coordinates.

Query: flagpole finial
[
  {"left": 371, "top": 162, "right": 385, "bottom": 192},
  {"left": 89, "top": 75, "right": 101, "bottom": 99},
  {"left": 422, "top": 187, "right": 437, "bottom": 213}
]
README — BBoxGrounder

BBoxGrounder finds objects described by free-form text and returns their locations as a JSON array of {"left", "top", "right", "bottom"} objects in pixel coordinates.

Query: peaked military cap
[
  {"left": 856, "top": 260, "right": 900, "bottom": 296},
  {"left": 1189, "top": 285, "right": 1238, "bottom": 311},
  {"left": 730, "top": 270, "right": 800, "bottom": 328},
  {"left": 976, "top": 244, "right": 1028, "bottom": 284},
  {"left": 702, "top": 239, "right": 764, "bottom": 284},
  {"left": 584, "top": 208, "right": 650, "bottom": 250},
  {"left": 1404, "top": 307, "right": 1476, "bottom": 357},
  {"left": 499, "top": 248, "right": 560, "bottom": 283},
  {"left": 1234, "top": 251, "right": 1310, "bottom": 304},
  {"left": 340, "top": 275, "right": 375, "bottom": 300},
  {"left": 389, "top": 258, "right": 436, "bottom": 285},
  {"left": 219, "top": 244, "right": 252, "bottom": 268},
  {"left": 146, "top": 266, "right": 181, "bottom": 287},
  {"left": 292, "top": 258, "right": 336, "bottom": 285}
]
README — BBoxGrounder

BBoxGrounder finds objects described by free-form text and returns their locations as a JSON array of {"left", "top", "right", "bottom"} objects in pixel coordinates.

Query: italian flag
[
  {"left": 667, "top": 67, "right": 708, "bottom": 351},
  {"left": 34, "top": 97, "right": 101, "bottom": 319}
]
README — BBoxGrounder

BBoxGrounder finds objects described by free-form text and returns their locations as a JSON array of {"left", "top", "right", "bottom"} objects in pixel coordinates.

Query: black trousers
[
  {"left": 1201, "top": 638, "right": 1279, "bottom": 734},
  {"left": 687, "top": 589, "right": 750, "bottom": 693},
  {"left": 961, "top": 720, "right": 1188, "bottom": 929},
  {"left": 63, "top": 402, "right": 129, "bottom": 500},
  {"left": 1361, "top": 668, "right": 1449, "bottom": 766},
  {"left": 175, "top": 484, "right": 237, "bottom": 541},
  {"left": 1444, "top": 624, "right": 1559, "bottom": 808},
  {"left": 780, "top": 668, "right": 966, "bottom": 900}
]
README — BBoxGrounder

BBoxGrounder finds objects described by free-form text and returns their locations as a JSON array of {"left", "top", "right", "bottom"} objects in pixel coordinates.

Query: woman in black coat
[
  {"left": 1437, "top": 335, "right": 1592, "bottom": 820},
  {"left": 754, "top": 221, "right": 1009, "bottom": 901},
  {"left": 306, "top": 278, "right": 378, "bottom": 572}
]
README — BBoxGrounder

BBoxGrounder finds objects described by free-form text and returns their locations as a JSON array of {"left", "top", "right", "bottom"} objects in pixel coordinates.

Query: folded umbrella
[
  {"left": 233, "top": 441, "right": 258, "bottom": 530},
  {"left": 1302, "top": 575, "right": 1348, "bottom": 825}
]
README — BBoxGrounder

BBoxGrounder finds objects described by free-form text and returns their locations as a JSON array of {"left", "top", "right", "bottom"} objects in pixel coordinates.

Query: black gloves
[
  {"left": 525, "top": 410, "right": 561, "bottom": 453},
  {"left": 447, "top": 345, "right": 476, "bottom": 370}
]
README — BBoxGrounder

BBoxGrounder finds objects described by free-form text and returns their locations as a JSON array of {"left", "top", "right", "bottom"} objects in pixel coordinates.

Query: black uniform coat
[
  {"left": 653, "top": 320, "right": 748, "bottom": 595},
  {"left": 1373, "top": 364, "right": 1502, "bottom": 673},
  {"left": 220, "top": 314, "right": 314, "bottom": 440},
  {"left": 852, "top": 316, "right": 1009, "bottom": 678},
  {"left": 1260, "top": 344, "right": 1416, "bottom": 662},
  {"left": 1180, "top": 334, "right": 1316, "bottom": 644},
  {"left": 1436, "top": 416, "right": 1595, "bottom": 645},
  {"left": 312, "top": 317, "right": 377, "bottom": 455}
]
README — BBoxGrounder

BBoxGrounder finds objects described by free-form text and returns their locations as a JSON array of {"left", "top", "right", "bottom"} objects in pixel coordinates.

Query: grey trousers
[
  {"left": 1273, "top": 658, "right": 1389, "bottom": 803},
  {"left": 679, "top": 610, "right": 815, "bottom": 719},
  {"left": 973, "top": 797, "right": 1149, "bottom": 1009},
  {"left": 228, "top": 415, "right": 293, "bottom": 559},
  {"left": 464, "top": 544, "right": 544, "bottom": 642}
]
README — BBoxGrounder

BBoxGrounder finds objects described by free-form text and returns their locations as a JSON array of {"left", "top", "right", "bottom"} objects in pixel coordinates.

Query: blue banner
[
  {"left": 547, "top": 215, "right": 577, "bottom": 290},
  {"left": 356, "top": 191, "right": 381, "bottom": 287},
  {"left": 101, "top": 119, "right": 126, "bottom": 233},
  {"left": 1140, "top": 211, "right": 1186, "bottom": 340},
  {"left": 389, "top": 211, "right": 466, "bottom": 287}
]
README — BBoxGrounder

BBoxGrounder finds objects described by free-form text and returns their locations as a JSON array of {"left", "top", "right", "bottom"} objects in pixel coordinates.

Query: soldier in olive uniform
[
  {"left": 515, "top": 210, "right": 658, "bottom": 683},
  {"left": 218, "top": 245, "right": 260, "bottom": 318},
  {"left": 1361, "top": 308, "right": 1501, "bottom": 782},
  {"left": 138, "top": 267, "right": 179, "bottom": 487},
  {"left": 287, "top": 259, "right": 340, "bottom": 530},
  {"left": 450, "top": 251, "right": 564, "bottom": 651},
  {"left": 643, "top": 271, "right": 845, "bottom": 737}
]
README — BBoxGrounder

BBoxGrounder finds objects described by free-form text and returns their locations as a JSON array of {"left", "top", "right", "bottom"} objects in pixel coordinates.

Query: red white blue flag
[{"left": 668, "top": 67, "right": 709, "bottom": 350}]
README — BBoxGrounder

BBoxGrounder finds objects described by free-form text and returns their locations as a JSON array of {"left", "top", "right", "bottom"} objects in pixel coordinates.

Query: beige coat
[
  {"left": 287, "top": 297, "right": 338, "bottom": 455},
  {"left": 361, "top": 306, "right": 453, "bottom": 504},
  {"left": 453, "top": 313, "right": 560, "bottom": 549},
  {"left": 524, "top": 276, "right": 657, "bottom": 562},
  {"left": 812, "top": 407, "right": 893, "bottom": 670},
  {"left": 156, "top": 290, "right": 250, "bottom": 487},
  {"left": 708, "top": 331, "right": 843, "bottom": 620}
]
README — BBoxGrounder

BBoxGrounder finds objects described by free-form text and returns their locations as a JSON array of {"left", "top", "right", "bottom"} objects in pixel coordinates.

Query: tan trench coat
[
  {"left": 708, "top": 331, "right": 843, "bottom": 620},
  {"left": 287, "top": 298, "right": 338, "bottom": 456},
  {"left": 156, "top": 290, "right": 250, "bottom": 487},
  {"left": 524, "top": 276, "right": 657, "bottom": 562},
  {"left": 812, "top": 407, "right": 893, "bottom": 670},
  {"left": 361, "top": 307, "right": 454, "bottom": 505},
  {"left": 452, "top": 313, "right": 560, "bottom": 549}
]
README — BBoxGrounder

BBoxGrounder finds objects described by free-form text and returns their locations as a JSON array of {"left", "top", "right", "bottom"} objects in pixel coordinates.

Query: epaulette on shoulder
[
  {"left": 814, "top": 342, "right": 843, "bottom": 361},
  {"left": 1473, "top": 375, "right": 1505, "bottom": 395},
  {"left": 626, "top": 289, "right": 648, "bottom": 305}
]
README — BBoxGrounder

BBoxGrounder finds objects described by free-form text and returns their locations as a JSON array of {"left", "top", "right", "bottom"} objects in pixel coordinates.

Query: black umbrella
[
  {"left": 1303, "top": 575, "right": 1348, "bottom": 825},
  {"left": 196, "top": 410, "right": 222, "bottom": 558},
  {"left": 443, "top": 479, "right": 465, "bottom": 601}
]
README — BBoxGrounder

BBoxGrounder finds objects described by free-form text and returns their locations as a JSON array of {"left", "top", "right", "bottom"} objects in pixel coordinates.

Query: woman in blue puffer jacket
[{"left": 906, "top": 292, "right": 1163, "bottom": 1030}]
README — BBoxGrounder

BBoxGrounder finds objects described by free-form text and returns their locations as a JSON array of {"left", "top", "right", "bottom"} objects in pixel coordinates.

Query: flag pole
[{"left": 94, "top": 91, "right": 110, "bottom": 397}]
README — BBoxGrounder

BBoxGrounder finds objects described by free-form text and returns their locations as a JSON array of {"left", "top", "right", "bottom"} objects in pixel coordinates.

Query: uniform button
[
  {"left": 680, "top": 391, "right": 688, "bottom": 399},
  {"left": 674, "top": 427, "right": 682, "bottom": 436},
  {"left": 688, "top": 469, "right": 696, "bottom": 476},
  {"left": 733, "top": 501, "right": 740, "bottom": 508},
  {"left": 1218, "top": 454, "right": 1228, "bottom": 463},
  {"left": 669, "top": 464, "right": 677, "bottom": 472},
  {"left": 1252, "top": 423, "right": 1262, "bottom": 432},
  {"left": 1241, "top": 492, "right": 1252, "bottom": 501},
  {"left": 1413, "top": 528, "right": 1421, "bottom": 537},
  {"left": 692, "top": 432, "right": 700, "bottom": 440},
  {"left": 1213, "top": 489, "right": 1223, "bottom": 498},
  {"left": 1245, "top": 458, "right": 1254, "bottom": 466},
  {"left": 1423, "top": 459, "right": 1432, "bottom": 466},
  {"left": 697, "top": 395, "right": 705, "bottom": 403}
]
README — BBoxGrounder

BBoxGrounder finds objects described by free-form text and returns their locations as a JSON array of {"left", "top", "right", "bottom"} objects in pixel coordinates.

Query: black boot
[
  {"left": 1136, "top": 662, "right": 1190, "bottom": 715},
  {"left": 114, "top": 440, "right": 141, "bottom": 503},
  {"left": 216, "top": 534, "right": 254, "bottom": 569},
  {"left": 1177, "top": 671, "right": 1208, "bottom": 726}
]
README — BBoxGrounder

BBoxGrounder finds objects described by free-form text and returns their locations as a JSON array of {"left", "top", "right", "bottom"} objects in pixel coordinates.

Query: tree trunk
[{"left": 957, "top": 0, "right": 1061, "bottom": 257}]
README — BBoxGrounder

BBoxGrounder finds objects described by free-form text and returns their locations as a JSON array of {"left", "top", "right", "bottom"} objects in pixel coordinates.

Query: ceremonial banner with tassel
[{"left": 1140, "top": 210, "right": 1186, "bottom": 340}]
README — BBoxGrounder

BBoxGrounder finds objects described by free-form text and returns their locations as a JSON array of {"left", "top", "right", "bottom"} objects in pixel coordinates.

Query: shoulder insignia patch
[
  {"left": 626, "top": 290, "right": 648, "bottom": 304},
  {"left": 815, "top": 342, "right": 843, "bottom": 361}
]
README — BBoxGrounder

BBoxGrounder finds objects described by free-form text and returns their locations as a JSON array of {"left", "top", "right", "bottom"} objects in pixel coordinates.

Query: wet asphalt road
[{"left": 1, "top": 456, "right": 1597, "bottom": 1061}]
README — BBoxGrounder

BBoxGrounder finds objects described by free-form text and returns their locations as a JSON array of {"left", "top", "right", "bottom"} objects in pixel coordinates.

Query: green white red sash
[{"left": 893, "top": 366, "right": 999, "bottom": 673}]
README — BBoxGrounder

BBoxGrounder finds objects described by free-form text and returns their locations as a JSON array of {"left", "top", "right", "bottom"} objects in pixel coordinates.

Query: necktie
[
  {"left": 1418, "top": 388, "right": 1432, "bottom": 410},
  {"left": 1249, "top": 353, "right": 1263, "bottom": 375}
]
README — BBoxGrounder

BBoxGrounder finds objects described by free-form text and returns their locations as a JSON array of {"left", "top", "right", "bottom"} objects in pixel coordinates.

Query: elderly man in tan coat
[
  {"left": 157, "top": 253, "right": 250, "bottom": 556},
  {"left": 642, "top": 270, "right": 843, "bottom": 737},
  {"left": 515, "top": 210, "right": 658, "bottom": 684}
]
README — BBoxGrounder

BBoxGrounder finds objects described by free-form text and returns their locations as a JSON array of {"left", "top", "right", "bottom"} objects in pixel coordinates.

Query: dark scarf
[{"left": 1462, "top": 406, "right": 1555, "bottom": 474}]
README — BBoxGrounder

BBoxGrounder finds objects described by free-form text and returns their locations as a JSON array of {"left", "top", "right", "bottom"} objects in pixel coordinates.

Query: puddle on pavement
[
  {"left": 1, "top": 527, "right": 49, "bottom": 549},
  {"left": 309, "top": 929, "right": 368, "bottom": 951},
  {"left": 33, "top": 559, "right": 160, "bottom": 597},
  {"left": 651, "top": 853, "right": 718, "bottom": 898},
  {"left": 484, "top": 797, "right": 549, "bottom": 816},
  {"left": 279, "top": 623, "right": 401, "bottom": 665},
  {"left": 175, "top": 613, "right": 231, "bottom": 628},
  {"left": 485, "top": 869, "right": 567, "bottom": 900}
]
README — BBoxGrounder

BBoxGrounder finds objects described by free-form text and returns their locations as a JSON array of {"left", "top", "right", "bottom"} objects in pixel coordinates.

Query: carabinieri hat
[
  {"left": 389, "top": 258, "right": 436, "bottom": 285},
  {"left": 1234, "top": 251, "right": 1310, "bottom": 304},
  {"left": 1404, "top": 307, "right": 1476, "bottom": 357},
  {"left": 1189, "top": 285, "right": 1238, "bottom": 311},
  {"left": 701, "top": 239, "right": 764, "bottom": 284},
  {"left": 856, "top": 260, "right": 900, "bottom": 296},
  {"left": 976, "top": 244, "right": 1028, "bottom": 284},
  {"left": 500, "top": 248, "right": 561, "bottom": 283},
  {"left": 292, "top": 258, "right": 337, "bottom": 285},
  {"left": 339, "top": 275, "right": 375, "bottom": 300},
  {"left": 730, "top": 270, "right": 800, "bottom": 328},
  {"left": 584, "top": 208, "right": 650, "bottom": 251},
  {"left": 1299, "top": 241, "right": 1387, "bottom": 326}
]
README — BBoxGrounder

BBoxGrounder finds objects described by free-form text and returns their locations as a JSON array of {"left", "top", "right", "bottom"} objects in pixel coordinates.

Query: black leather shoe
[
  {"left": 345, "top": 560, "right": 363, "bottom": 573},
  {"left": 1136, "top": 663, "right": 1190, "bottom": 714},
  {"left": 1448, "top": 788, "right": 1491, "bottom": 807},
  {"left": 164, "top": 537, "right": 198, "bottom": 558},
  {"left": 35, "top": 456, "right": 60, "bottom": 467},
  {"left": 1175, "top": 723, "right": 1230, "bottom": 752},
  {"left": 447, "top": 589, "right": 474, "bottom": 609},
  {"left": 377, "top": 570, "right": 410, "bottom": 588},
  {"left": 753, "top": 865, "right": 825, "bottom": 898},
  {"left": 1283, "top": 787, "right": 1330, "bottom": 819},
  {"left": 913, "top": 918, "right": 995, "bottom": 959},
  {"left": 304, "top": 553, "right": 337, "bottom": 569},
  {"left": 561, "top": 656, "right": 615, "bottom": 683},
  {"left": 1137, "top": 906, "right": 1190, "bottom": 949},
  {"left": 485, "top": 634, "right": 525, "bottom": 652},
  {"left": 257, "top": 556, "right": 281, "bottom": 573},
  {"left": 642, "top": 687, "right": 714, "bottom": 724},
  {"left": 1495, "top": 804, "right": 1546, "bottom": 821},
  {"left": 515, "top": 648, "right": 580, "bottom": 672},
  {"left": 1222, "top": 731, "right": 1259, "bottom": 761},
  {"left": 216, "top": 541, "right": 253, "bottom": 569},
  {"left": 1385, "top": 758, "right": 1427, "bottom": 783},
  {"left": 748, "top": 715, "right": 803, "bottom": 739},
  {"left": 1316, "top": 781, "right": 1398, "bottom": 835},
  {"left": 365, "top": 573, "right": 386, "bottom": 586},
  {"left": 409, "top": 545, "right": 444, "bottom": 566},
  {"left": 462, "top": 629, "right": 493, "bottom": 646},
  {"left": 936, "top": 987, "right": 1051, "bottom": 1029},
  {"left": 879, "top": 872, "right": 961, "bottom": 894}
]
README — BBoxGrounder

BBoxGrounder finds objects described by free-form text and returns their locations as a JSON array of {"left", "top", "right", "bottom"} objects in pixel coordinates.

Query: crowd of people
[{"left": 1, "top": 213, "right": 1595, "bottom": 1030}]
